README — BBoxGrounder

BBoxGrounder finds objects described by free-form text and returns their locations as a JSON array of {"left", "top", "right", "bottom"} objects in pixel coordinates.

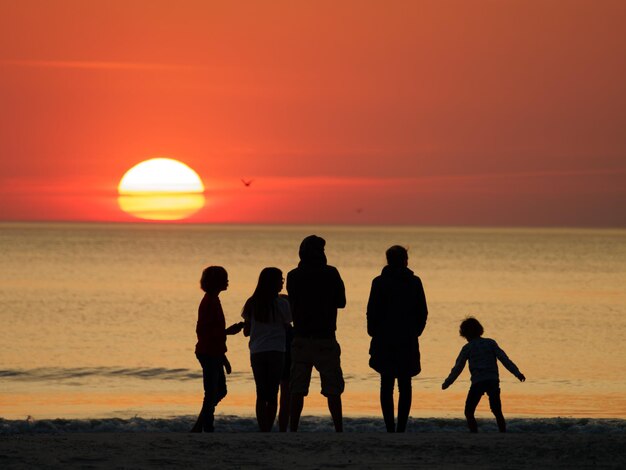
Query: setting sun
[{"left": 117, "top": 158, "right": 205, "bottom": 220}]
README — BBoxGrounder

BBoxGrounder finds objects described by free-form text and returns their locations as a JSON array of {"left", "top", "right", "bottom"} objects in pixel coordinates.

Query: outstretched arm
[
  {"left": 442, "top": 346, "right": 469, "bottom": 389},
  {"left": 494, "top": 341, "right": 525, "bottom": 381},
  {"left": 225, "top": 322, "right": 244, "bottom": 335}
]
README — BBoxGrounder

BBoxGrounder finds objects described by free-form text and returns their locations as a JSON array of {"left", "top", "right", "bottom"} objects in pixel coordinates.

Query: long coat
[{"left": 366, "top": 266, "right": 428, "bottom": 377}]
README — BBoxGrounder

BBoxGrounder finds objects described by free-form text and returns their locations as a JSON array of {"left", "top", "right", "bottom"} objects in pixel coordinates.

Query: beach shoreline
[{"left": 1, "top": 432, "right": 624, "bottom": 469}]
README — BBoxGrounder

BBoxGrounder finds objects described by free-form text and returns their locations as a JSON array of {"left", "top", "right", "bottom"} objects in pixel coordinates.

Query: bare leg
[
  {"left": 278, "top": 380, "right": 290, "bottom": 432},
  {"left": 327, "top": 395, "right": 343, "bottom": 432},
  {"left": 290, "top": 393, "right": 305, "bottom": 432}
]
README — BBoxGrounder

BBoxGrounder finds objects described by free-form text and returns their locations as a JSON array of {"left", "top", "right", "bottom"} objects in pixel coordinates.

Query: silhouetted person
[
  {"left": 191, "top": 266, "right": 244, "bottom": 433},
  {"left": 366, "top": 245, "right": 428, "bottom": 432},
  {"left": 242, "top": 268, "right": 292, "bottom": 432},
  {"left": 442, "top": 317, "right": 526, "bottom": 433},
  {"left": 287, "top": 235, "right": 346, "bottom": 432},
  {"left": 278, "top": 318, "right": 294, "bottom": 432}
]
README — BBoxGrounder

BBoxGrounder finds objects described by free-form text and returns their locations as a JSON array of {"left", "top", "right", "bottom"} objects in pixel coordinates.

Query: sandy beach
[{"left": 1, "top": 431, "right": 624, "bottom": 469}]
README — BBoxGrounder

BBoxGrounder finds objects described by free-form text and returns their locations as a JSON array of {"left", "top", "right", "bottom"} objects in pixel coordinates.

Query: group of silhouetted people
[{"left": 192, "top": 235, "right": 525, "bottom": 434}]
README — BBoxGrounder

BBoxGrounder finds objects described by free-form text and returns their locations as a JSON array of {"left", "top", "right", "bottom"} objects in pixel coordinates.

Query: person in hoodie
[
  {"left": 366, "top": 245, "right": 428, "bottom": 432},
  {"left": 287, "top": 235, "right": 346, "bottom": 432}
]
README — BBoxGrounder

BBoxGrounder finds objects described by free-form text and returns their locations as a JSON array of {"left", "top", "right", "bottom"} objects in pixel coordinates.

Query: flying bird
[{"left": 241, "top": 179, "right": 253, "bottom": 187}]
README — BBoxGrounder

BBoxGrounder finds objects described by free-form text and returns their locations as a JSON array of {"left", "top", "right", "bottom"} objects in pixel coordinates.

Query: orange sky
[{"left": 1, "top": 0, "right": 625, "bottom": 225}]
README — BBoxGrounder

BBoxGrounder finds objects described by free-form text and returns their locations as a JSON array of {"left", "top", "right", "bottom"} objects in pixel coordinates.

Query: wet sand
[{"left": 0, "top": 432, "right": 623, "bottom": 469}]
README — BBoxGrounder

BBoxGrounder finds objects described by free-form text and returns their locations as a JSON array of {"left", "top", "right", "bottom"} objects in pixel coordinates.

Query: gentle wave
[
  {"left": 0, "top": 367, "right": 210, "bottom": 382},
  {"left": 0, "top": 367, "right": 360, "bottom": 383},
  {"left": 1, "top": 416, "right": 624, "bottom": 434}
]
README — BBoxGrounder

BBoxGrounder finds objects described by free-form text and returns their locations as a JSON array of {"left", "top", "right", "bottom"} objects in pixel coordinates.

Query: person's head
[
  {"left": 254, "top": 267, "right": 284, "bottom": 298},
  {"left": 245, "top": 267, "right": 283, "bottom": 323},
  {"left": 459, "top": 317, "right": 484, "bottom": 341},
  {"left": 299, "top": 235, "right": 327, "bottom": 265},
  {"left": 200, "top": 266, "right": 228, "bottom": 294},
  {"left": 386, "top": 245, "right": 408, "bottom": 268}
]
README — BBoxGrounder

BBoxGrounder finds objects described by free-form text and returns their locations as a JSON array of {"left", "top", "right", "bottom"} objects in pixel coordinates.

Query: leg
[
  {"left": 380, "top": 374, "right": 395, "bottom": 432},
  {"left": 327, "top": 395, "right": 343, "bottom": 432},
  {"left": 278, "top": 379, "right": 290, "bottom": 432},
  {"left": 255, "top": 397, "right": 267, "bottom": 432},
  {"left": 193, "top": 355, "right": 222, "bottom": 432},
  {"left": 264, "top": 396, "right": 279, "bottom": 432},
  {"left": 464, "top": 384, "right": 483, "bottom": 433},
  {"left": 289, "top": 338, "right": 313, "bottom": 432},
  {"left": 396, "top": 376, "right": 412, "bottom": 432},
  {"left": 261, "top": 352, "right": 284, "bottom": 432},
  {"left": 486, "top": 382, "right": 506, "bottom": 432},
  {"left": 290, "top": 393, "right": 305, "bottom": 432},
  {"left": 251, "top": 353, "right": 267, "bottom": 432},
  {"left": 317, "top": 339, "right": 345, "bottom": 433}
]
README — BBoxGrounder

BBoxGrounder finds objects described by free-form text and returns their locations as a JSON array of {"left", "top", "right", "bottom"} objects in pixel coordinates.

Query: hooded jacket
[
  {"left": 366, "top": 265, "right": 428, "bottom": 377},
  {"left": 286, "top": 235, "right": 346, "bottom": 338}
]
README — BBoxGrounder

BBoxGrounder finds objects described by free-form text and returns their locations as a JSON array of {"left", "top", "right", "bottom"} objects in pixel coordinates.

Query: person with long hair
[
  {"left": 366, "top": 246, "right": 428, "bottom": 432},
  {"left": 191, "top": 266, "right": 244, "bottom": 433},
  {"left": 242, "top": 267, "right": 292, "bottom": 432}
]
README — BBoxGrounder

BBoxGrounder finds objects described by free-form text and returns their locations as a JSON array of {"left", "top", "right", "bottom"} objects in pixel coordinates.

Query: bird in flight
[{"left": 241, "top": 179, "right": 253, "bottom": 187}]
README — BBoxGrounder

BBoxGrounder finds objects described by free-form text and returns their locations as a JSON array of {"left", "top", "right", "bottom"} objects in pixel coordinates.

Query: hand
[
  {"left": 441, "top": 383, "right": 449, "bottom": 390},
  {"left": 225, "top": 322, "right": 244, "bottom": 335},
  {"left": 518, "top": 373, "right": 526, "bottom": 382},
  {"left": 223, "top": 355, "right": 232, "bottom": 375}
]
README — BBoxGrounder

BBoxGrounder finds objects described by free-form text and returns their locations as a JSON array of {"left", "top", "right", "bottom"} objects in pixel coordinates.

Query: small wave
[
  {"left": 1, "top": 416, "right": 624, "bottom": 434},
  {"left": 0, "top": 367, "right": 251, "bottom": 382}
]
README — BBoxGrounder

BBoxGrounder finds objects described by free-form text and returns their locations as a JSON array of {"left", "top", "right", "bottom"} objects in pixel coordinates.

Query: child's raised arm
[{"left": 442, "top": 346, "right": 469, "bottom": 389}]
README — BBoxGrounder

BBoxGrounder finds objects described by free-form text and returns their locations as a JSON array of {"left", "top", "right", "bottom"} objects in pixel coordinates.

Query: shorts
[
  {"left": 251, "top": 351, "right": 285, "bottom": 402},
  {"left": 289, "top": 337, "right": 344, "bottom": 397},
  {"left": 465, "top": 379, "right": 502, "bottom": 415}
]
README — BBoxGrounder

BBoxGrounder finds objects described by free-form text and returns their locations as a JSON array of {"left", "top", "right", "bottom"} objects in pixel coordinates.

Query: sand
[{"left": 0, "top": 432, "right": 623, "bottom": 469}]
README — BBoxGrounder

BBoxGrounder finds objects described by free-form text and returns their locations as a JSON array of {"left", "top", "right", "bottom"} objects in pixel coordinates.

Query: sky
[{"left": 0, "top": 0, "right": 625, "bottom": 226}]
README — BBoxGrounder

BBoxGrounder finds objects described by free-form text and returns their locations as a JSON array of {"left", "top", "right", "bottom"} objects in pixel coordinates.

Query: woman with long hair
[{"left": 242, "top": 267, "right": 292, "bottom": 432}]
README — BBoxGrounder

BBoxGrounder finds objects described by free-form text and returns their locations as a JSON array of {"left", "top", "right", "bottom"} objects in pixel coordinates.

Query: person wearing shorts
[{"left": 287, "top": 235, "right": 346, "bottom": 432}]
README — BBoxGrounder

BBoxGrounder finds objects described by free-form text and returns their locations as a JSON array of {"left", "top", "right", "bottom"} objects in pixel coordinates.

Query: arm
[
  {"left": 366, "top": 278, "right": 381, "bottom": 337},
  {"left": 442, "top": 346, "right": 469, "bottom": 389},
  {"left": 493, "top": 341, "right": 525, "bottom": 381},
  {"left": 415, "top": 278, "right": 428, "bottom": 337},
  {"left": 280, "top": 297, "right": 293, "bottom": 325},
  {"left": 241, "top": 300, "right": 251, "bottom": 337},
  {"left": 225, "top": 322, "right": 244, "bottom": 335},
  {"left": 222, "top": 355, "right": 232, "bottom": 374},
  {"left": 334, "top": 268, "right": 346, "bottom": 309}
]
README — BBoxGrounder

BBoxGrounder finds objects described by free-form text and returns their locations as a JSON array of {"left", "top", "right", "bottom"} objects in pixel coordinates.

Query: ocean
[{"left": 1, "top": 223, "right": 625, "bottom": 427}]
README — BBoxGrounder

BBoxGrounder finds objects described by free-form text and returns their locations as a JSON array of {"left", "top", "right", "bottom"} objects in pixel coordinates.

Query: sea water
[{"left": 1, "top": 223, "right": 625, "bottom": 422}]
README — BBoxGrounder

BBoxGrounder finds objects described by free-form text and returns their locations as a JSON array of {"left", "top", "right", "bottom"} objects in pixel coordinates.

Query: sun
[{"left": 118, "top": 158, "right": 205, "bottom": 220}]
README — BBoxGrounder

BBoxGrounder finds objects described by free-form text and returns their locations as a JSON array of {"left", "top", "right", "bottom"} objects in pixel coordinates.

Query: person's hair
[
  {"left": 386, "top": 245, "right": 408, "bottom": 267},
  {"left": 242, "top": 267, "right": 283, "bottom": 323},
  {"left": 200, "top": 266, "right": 228, "bottom": 293},
  {"left": 459, "top": 317, "right": 484, "bottom": 340}
]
